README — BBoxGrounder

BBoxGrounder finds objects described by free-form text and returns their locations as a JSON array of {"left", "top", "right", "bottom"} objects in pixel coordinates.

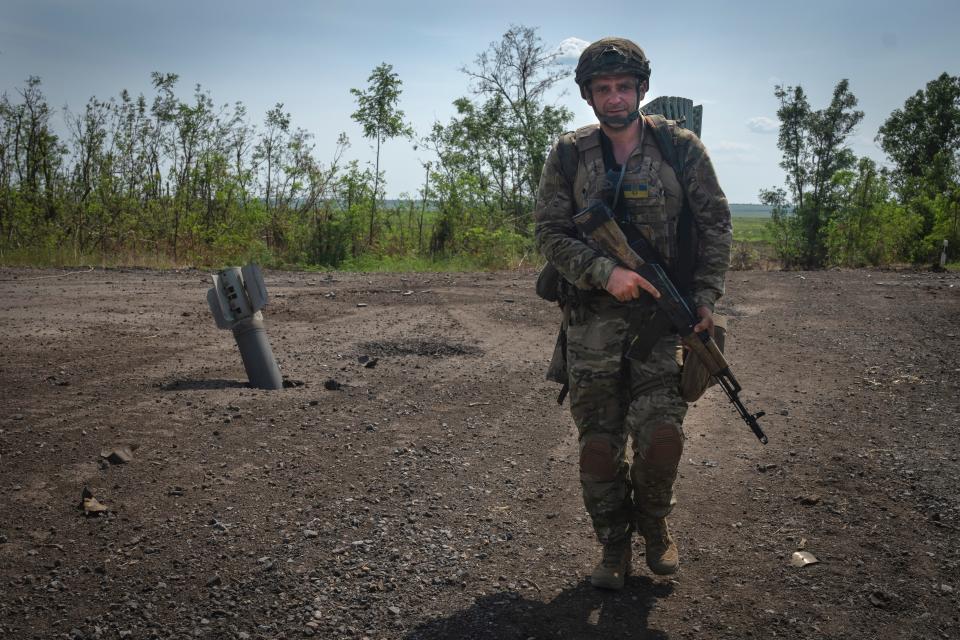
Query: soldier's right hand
[{"left": 604, "top": 266, "right": 661, "bottom": 302}]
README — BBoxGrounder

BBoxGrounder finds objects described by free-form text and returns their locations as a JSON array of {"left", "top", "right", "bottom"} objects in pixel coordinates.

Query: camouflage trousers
[{"left": 566, "top": 297, "right": 687, "bottom": 544}]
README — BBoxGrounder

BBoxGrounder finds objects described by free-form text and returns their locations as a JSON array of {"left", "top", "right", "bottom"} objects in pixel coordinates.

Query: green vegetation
[
  {"left": 1, "top": 26, "right": 956, "bottom": 273},
  {"left": 0, "top": 26, "right": 568, "bottom": 271},
  {"left": 732, "top": 216, "right": 768, "bottom": 243},
  {"left": 763, "top": 73, "right": 959, "bottom": 269}
]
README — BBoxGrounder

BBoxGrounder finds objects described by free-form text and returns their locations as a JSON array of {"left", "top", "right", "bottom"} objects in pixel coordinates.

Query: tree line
[
  {"left": 0, "top": 26, "right": 569, "bottom": 269},
  {"left": 762, "top": 73, "right": 959, "bottom": 268},
  {"left": 1, "top": 24, "right": 957, "bottom": 271}
]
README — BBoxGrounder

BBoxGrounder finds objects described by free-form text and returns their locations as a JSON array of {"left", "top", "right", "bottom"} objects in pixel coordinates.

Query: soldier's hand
[
  {"left": 604, "top": 266, "right": 660, "bottom": 302},
  {"left": 692, "top": 306, "right": 715, "bottom": 335}
]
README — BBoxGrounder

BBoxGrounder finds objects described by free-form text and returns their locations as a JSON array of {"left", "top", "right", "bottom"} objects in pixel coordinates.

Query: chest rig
[{"left": 560, "top": 115, "right": 696, "bottom": 292}]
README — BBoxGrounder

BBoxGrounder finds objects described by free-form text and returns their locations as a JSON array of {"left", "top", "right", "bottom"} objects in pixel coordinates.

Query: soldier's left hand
[{"left": 693, "top": 306, "right": 715, "bottom": 335}]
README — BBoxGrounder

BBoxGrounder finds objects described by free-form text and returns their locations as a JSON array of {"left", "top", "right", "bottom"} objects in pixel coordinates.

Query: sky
[{"left": 2, "top": 0, "right": 958, "bottom": 203}]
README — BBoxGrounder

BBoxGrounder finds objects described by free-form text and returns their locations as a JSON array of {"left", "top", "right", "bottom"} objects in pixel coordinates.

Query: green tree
[
  {"left": 2, "top": 77, "right": 66, "bottom": 244},
  {"left": 460, "top": 25, "right": 572, "bottom": 230},
  {"left": 766, "top": 80, "right": 864, "bottom": 267},
  {"left": 350, "top": 63, "right": 413, "bottom": 246},
  {"left": 65, "top": 96, "right": 111, "bottom": 252},
  {"left": 822, "top": 158, "right": 922, "bottom": 266},
  {"left": 253, "top": 103, "right": 291, "bottom": 249},
  {"left": 773, "top": 85, "right": 811, "bottom": 211},
  {"left": 877, "top": 73, "right": 960, "bottom": 193},
  {"left": 876, "top": 73, "right": 960, "bottom": 259}
]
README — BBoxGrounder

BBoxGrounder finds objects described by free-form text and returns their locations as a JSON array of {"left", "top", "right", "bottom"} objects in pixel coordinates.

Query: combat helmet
[
  {"left": 575, "top": 37, "right": 650, "bottom": 127},
  {"left": 575, "top": 38, "right": 650, "bottom": 97}
]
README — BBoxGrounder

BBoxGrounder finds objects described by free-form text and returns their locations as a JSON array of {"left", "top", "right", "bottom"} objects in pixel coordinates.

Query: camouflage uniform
[{"left": 534, "top": 120, "right": 732, "bottom": 544}]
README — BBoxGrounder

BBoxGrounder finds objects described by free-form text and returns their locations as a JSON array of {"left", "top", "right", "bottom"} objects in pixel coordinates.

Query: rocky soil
[{"left": 1, "top": 266, "right": 958, "bottom": 639}]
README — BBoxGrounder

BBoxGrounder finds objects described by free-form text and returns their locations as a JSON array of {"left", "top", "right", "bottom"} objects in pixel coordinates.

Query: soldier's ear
[{"left": 639, "top": 79, "right": 649, "bottom": 93}]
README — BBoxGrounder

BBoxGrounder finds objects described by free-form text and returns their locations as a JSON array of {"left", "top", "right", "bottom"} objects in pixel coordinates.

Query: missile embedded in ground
[{"left": 207, "top": 264, "right": 283, "bottom": 390}]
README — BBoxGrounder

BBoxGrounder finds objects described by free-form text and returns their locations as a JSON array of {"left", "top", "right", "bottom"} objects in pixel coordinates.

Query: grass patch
[
  {"left": 732, "top": 216, "right": 768, "bottom": 244},
  {"left": 0, "top": 247, "right": 186, "bottom": 270},
  {"left": 336, "top": 252, "right": 517, "bottom": 273}
]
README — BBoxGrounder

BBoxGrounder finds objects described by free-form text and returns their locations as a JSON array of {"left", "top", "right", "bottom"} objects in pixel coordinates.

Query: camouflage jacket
[{"left": 533, "top": 119, "right": 732, "bottom": 311}]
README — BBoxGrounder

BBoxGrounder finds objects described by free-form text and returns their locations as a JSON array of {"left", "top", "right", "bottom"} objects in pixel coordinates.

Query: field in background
[
  {"left": 730, "top": 213, "right": 773, "bottom": 270},
  {"left": 731, "top": 215, "right": 768, "bottom": 243}
]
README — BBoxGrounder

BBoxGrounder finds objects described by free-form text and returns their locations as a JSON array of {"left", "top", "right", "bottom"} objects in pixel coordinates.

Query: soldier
[{"left": 534, "top": 37, "right": 732, "bottom": 589}]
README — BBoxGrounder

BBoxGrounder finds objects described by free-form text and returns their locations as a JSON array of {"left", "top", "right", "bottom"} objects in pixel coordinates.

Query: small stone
[
  {"left": 869, "top": 590, "right": 893, "bottom": 609},
  {"left": 304, "top": 530, "right": 319, "bottom": 539},
  {"left": 100, "top": 446, "right": 134, "bottom": 465},
  {"left": 388, "top": 606, "right": 401, "bottom": 616},
  {"left": 206, "top": 575, "right": 222, "bottom": 587}
]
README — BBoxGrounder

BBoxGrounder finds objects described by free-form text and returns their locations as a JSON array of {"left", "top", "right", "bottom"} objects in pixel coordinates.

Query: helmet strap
[
  {"left": 598, "top": 109, "right": 640, "bottom": 129},
  {"left": 590, "top": 77, "right": 645, "bottom": 129}
]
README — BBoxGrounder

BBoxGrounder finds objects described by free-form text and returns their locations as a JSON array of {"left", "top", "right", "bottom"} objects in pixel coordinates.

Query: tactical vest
[{"left": 555, "top": 115, "right": 697, "bottom": 291}]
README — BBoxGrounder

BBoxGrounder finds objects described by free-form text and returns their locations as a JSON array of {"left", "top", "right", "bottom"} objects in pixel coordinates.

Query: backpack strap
[
  {"left": 556, "top": 124, "right": 602, "bottom": 185},
  {"left": 642, "top": 114, "right": 696, "bottom": 292},
  {"left": 642, "top": 114, "right": 687, "bottom": 182},
  {"left": 556, "top": 131, "right": 579, "bottom": 185}
]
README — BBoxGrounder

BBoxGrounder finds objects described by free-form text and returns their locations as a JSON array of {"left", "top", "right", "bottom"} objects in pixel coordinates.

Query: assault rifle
[{"left": 573, "top": 201, "right": 768, "bottom": 444}]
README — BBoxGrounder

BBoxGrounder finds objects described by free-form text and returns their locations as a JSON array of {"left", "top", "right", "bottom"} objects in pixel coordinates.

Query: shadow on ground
[
  {"left": 407, "top": 577, "right": 673, "bottom": 640},
  {"left": 160, "top": 378, "right": 247, "bottom": 391}
]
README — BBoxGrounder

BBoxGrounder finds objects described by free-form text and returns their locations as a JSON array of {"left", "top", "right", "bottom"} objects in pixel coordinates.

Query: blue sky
[{"left": 2, "top": 0, "right": 957, "bottom": 203}]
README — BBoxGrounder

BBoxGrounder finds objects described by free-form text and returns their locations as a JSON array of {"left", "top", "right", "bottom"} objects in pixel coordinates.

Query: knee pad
[
  {"left": 580, "top": 437, "right": 619, "bottom": 482},
  {"left": 645, "top": 424, "right": 683, "bottom": 467}
]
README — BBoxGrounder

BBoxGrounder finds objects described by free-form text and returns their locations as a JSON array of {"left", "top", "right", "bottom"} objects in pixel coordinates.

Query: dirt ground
[{"left": 1, "top": 266, "right": 958, "bottom": 640}]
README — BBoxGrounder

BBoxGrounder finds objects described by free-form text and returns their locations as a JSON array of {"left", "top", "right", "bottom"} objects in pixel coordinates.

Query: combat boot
[
  {"left": 638, "top": 516, "right": 679, "bottom": 575},
  {"left": 590, "top": 538, "right": 632, "bottom": 590}
]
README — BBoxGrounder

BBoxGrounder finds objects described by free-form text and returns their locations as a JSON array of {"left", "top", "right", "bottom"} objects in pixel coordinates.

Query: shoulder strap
[
  {"left": 556, "top": 131, "right": 579, "bottom": 184},
  {"left": 556, "top": 124, "right": 602, "bottom": 184},
  {"left": 643, "top": 114, "right": 687, "bottom": 181},
  {"left": 642, "top": 114, "right": 696, "bottom": 292}
]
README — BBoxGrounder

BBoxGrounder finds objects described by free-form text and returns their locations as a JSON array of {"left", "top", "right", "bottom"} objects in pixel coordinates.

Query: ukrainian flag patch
[{"left": 622, "top": 183, "right": 649, "bottom": 199}]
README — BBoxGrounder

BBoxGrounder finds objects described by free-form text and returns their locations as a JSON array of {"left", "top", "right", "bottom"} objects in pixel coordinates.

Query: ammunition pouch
[
  {"left": 536, "top": 263, "right": 562, "bottom": 302},
  {"left": 679, "top": 315, "right": 726, "bottom": 402}
]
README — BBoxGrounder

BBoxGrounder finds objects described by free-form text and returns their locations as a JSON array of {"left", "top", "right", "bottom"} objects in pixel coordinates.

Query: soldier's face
[{"left": 587, "top": 74, "right": 647, "bottom": 117}]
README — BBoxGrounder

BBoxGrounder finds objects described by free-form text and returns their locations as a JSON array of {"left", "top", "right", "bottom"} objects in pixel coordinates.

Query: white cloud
[
  {"left": 555, "top": 37, "right": 590, "bottom": 65},
  {"left": 712, "top": 141, "right": 753, "bottom": 153},
  {"left": 746, "top": 116, "right": 778, "bottom": 134}
]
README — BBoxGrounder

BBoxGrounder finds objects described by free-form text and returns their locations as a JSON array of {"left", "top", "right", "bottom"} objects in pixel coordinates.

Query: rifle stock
[{"left": 572, "top": 201, "right": 768, "bottom": 444}]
